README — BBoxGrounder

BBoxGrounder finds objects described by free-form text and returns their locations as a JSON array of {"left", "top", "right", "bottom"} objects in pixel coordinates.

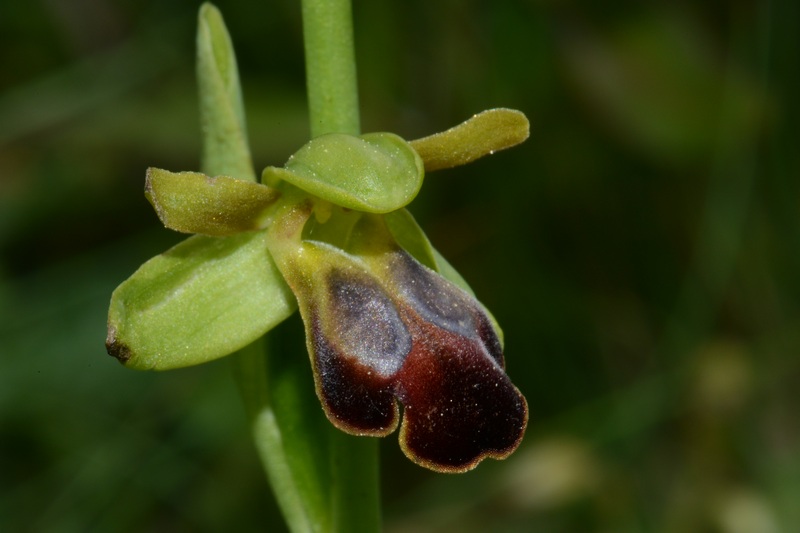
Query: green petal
[
  {"left": 145, "top": 168, "right": 280, "bottom": 236},
  {"left": 383, "top": 209, "right": 438, "bottom": 271},
  {"left": 384, "top": 209, "right": 504, "bottom": 345},
  {"left": 106, "top": 232, "right": 296, "bottom": 370},
  {"left": 197, "top": 3, "right": 255, "bottom": 181},
  {"left": 410, "top": 108, "right": 529, "bottom": 172},
  {"left": 263, "top": 132, "right": 424, "bottom": 213},
  {"left": 384, "top": 209, "right": 470, "bottom": 289}
]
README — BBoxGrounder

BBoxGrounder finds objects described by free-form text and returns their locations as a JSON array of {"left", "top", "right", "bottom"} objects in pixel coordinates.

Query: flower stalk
[
  {"left": 300, "top": 0, "right": 380, "bottom": 527},
  {"left": 301, "top": 0, "right": 360, "bottom": 137}
]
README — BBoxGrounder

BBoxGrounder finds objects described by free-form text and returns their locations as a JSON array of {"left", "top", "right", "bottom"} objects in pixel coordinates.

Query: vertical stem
[
  {"left": 301, "top": 0, "right": 361, "bottom": 137},
  {"left": 300, "top": 1, "right": 381, "bottom": 531},
  {"left": 329, "top": 430, "right": 381, "bottom": 532}
]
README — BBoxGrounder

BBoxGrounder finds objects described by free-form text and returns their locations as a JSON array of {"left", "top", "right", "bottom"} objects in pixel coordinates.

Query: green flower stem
[
  {"left": 329, "top": 430, "right": 380, "bottom": 532},
  {"left": 301, "top": 0, "right": 360, "bottom": 137},
  {"left": 199, "top": 1, "right": 378, "bottom": 529},
  {"left": 301, "top": 0, "right": 381, "bottom": 531},
  {"left": 235, "top": 336, "right": 331, "bottom": 533}
]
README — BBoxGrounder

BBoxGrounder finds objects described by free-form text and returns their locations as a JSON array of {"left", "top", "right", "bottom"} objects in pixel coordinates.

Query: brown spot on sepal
[
  {"left": 105, "top": 326, "right": 133, "bottom": 364},
  {"left": 106, "top": 340, "right": 133, "bottom": 364}
]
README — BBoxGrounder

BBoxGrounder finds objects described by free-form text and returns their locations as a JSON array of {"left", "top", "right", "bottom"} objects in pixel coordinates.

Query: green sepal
[
  {"left": 106, "top": 231, "right": 296, "bottom": 370},
  {"left": 384, "top": 209, "right": 504, "bottom": 345},
  {"left": 145, "top": 168, "right": 280, "bottom": 236},
  {"left": 384, "top": 209, "right": 471, "bottom": 289},
  {"left": 383, "top": 209, "right": 439, "bottom": 271},
  {"left": 197, "top": 3, "right": 255, "bottom": 181},
  {"left": 410, "top": 108, "right": 529, "bottom": 172},
  {"left": 263, "top": 132, "right": 424, "bottom": 213}
]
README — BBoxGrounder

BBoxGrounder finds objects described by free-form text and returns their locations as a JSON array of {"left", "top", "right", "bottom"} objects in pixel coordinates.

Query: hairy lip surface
[{"left": 304, "top": 251, "right": 528, "bottom": 472}]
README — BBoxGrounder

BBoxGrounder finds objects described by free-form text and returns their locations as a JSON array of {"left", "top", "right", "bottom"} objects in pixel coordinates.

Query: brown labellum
[{"left": 301, "top": 249, "right": 528, "bottom": 473}]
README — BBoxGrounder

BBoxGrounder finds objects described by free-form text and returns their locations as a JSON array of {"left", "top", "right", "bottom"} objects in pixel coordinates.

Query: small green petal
[
  {"left": 430, "top": 247, "right": 504, "bottom": 347},
  {"left": 145, "top": 168, "right": 280, "bottom": 236},
  {"left": 106, "top": 232, "right": 296, "bottom": 370},
  {"left": 197, "top": 3, "right": 255, "bottom": 181},
  {"left": 384, "top": 209, "right": 471, "bottom": 288},
  {"left": 383, "top": 209, "right": 438, "bottom": 271},
  {"left": 410, "top": 108, "right": 530, "bottom": 172},
  {"left": 263, "top": 132, "right": 424, "bottom": 213},
  {"left": 384, "top": 209, "right": 504, "bottom": 345}
]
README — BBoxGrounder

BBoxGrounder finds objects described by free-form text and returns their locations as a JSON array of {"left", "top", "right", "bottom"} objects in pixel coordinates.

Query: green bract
[
  {"left": 263, "top": 132, "right": 424, "bottom": 213},
  {"left": 196, "top": 3, "right": 255, "bottom": 182}
]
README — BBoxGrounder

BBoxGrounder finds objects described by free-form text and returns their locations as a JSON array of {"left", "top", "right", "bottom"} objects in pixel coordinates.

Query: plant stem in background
[
  {"left": 300, "top": 0, "right": 381, "bottom": 531},
  {"left": 195, "top": 2, "right": 379, "bottom": 530},
  {"left": 301, "top": 0, "right": 360, "bottom": 137}
]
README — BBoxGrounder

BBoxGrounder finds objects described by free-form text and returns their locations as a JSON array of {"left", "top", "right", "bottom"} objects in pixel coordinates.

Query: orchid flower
[
  {"left": 106, "top": 109, "right": 529, "bottom": 472},
  {"left": 105, "top": 2, "right": 529, "bottom": 474}
]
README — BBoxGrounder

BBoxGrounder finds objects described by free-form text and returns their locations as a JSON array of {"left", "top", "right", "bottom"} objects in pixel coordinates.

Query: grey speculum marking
[
  {"left": 390, "top": 252, "right": 476, "bottom": 338},
  {"left": 327, "top": 268, "right": 411, "bottom": 377}
]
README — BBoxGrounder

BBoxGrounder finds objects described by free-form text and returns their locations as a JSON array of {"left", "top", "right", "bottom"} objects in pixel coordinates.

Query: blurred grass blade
[
  {"left": 559, "top": 13, "right": 765, "bottom": 162},
  {"left": 0, "top": 28, "right": 178, "bottom": 144},
  {"left": 197, "top": 3, "right": 255, "bottom": 181}
]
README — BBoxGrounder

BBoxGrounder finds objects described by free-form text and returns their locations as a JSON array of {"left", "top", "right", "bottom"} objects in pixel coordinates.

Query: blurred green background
[{"left": 1, "top": 0, "right": 798, "bottom": 531}]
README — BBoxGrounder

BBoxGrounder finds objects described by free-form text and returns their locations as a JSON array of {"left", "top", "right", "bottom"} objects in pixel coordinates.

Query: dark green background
[{"left": 2, "top": 1, "right": 798, "bottom": 531}]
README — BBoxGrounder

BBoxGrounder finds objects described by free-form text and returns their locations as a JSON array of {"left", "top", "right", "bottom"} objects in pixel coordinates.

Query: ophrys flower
[{"left": 107, "top": 108, "right": 530, "bottom": 472}]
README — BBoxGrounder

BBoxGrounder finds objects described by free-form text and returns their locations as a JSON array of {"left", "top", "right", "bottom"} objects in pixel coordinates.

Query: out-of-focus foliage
[{"left": 1, "top": 1, "right": 798, "bottom": 532}]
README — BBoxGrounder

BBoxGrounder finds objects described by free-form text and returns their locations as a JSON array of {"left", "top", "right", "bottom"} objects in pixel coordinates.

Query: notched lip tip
[
  {"left": 398, "top": 396, "right": 529, "bottom": 474},
  {"left": 322, "top": 403, "right": 401, "bottom": 438},
  {"left": 403, "top": 443, "right": 523, "bottom": 475},
  {"left": 400, "top": 446, "right": 484, "bottom": 474}
]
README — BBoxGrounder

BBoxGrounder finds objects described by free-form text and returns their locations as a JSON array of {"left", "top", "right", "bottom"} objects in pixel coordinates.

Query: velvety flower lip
[
  {"left": 279, "top": 226, "right": 528, "bottom": 473},
  {"left": 394, "top": 299, "right": 528, "bottom": 472},
  {"left": 325, "top": 268, "right": 412, "bottom": 378}
]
